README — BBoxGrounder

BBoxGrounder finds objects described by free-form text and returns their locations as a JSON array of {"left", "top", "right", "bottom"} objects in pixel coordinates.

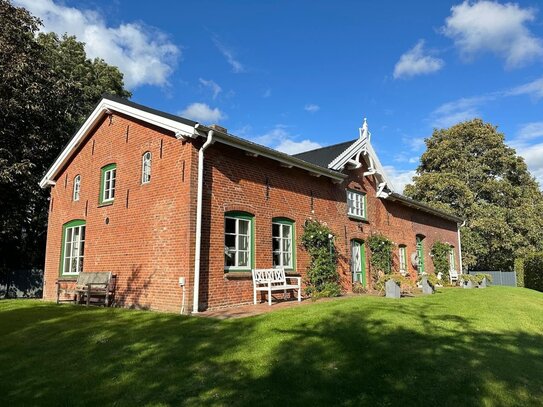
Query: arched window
[
  {"left": 73, "top": 175, "right": 81, "bottom": 201},
  {"left": 100, "top": 163, "right": 116, "bottom": 204},
  {"left": 272, "top": 218, "right": 295, "bottom": 270},
  {"left": 61, "top": 220, "right": 86, "bottom": 275},
  {"left": 141, "top": 151, "right": 152, "bottom": 184}
]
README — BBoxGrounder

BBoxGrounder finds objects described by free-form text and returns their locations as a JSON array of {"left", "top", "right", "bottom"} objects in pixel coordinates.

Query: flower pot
[
  {"left": 478, "top": 277, "right": 488, "bottom": 289},
  {"left": 463, "top": 280, "right": 474, "bottom": 289}
]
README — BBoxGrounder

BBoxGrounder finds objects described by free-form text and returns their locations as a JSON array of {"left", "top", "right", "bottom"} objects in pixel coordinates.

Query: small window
[
  {"left": 347, "top": 190, "right": 367, "bottom": 219},
  {"left": 399, "top": 245, "right": 407, "bottom": 274},
  {"left": 272, "top": 218, "right": 295, "bottom": 270},
  {"left": 224, "top": 212, "right": 254, "bottom": 271},
  {"left": 100, "top": 164, "right": 116, "bottom": 204},
  {"left": 141, "top": 151, "right": 151, "bottom": 184},
  {"left": 73, "top": 175, "right": 81, "bottom": 201},
  {"left": 61, "top": 220, "right": 86, "bottom": 275}
]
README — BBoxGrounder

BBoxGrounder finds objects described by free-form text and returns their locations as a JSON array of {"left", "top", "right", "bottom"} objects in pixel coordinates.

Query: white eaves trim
[{"left": 39, "top": 98, "right": 196, "bottom": 188}]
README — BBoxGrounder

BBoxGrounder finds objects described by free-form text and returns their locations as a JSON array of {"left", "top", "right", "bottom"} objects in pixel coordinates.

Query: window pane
[
  {"left": 238, "top": 219, "right": 249, "bottom": 235},
  {"left": 282, "top": 237, "right": 291, "bottom": 252},
  {"left": 282, "top": 224, "right": 290, "bottom": 238},
  {"left": 273, "top": 252, "right": 280, "bottom": 267},
  {"left": 64, "top": 257, "right": 70, "bottom": 274},
  {"left": 238, "top": 251, "right": 248, "bottom": 267},
  {"left": 238, "top": 235, "right": 249, "bottom": 251},
  {"left": 225, "top": 250, "right": 236, "bottom": 266},
  {"left": 272, "top": 237, "right": 280, "bottom": 251},
  {"left": 225, "top": 218, "right": 236, "bottom": 233},
  {"left": 225, "top": 234, "right": 236, "bottom": 249},
  {"left": 282, "top": 253, "right": 291, "bottom": 267},
  {"left": 71, "top": 257, "right": 77, "bottom": 274},
  {"left": 272, "top": 223, "right": 280, "bottom": 237}
]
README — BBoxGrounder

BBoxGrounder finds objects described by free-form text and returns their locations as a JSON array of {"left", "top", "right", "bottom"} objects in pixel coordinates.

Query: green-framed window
[
  {"left": 399, "top": 245, "right": 407, "bottom": 274},
  {"left": 416, "top": 235, "right": 425, "bottom": 274},
  {"left": 224, "top": 211, "right": 254, "bottom": 271},
  {"left": 272, "top": 218, "right": 295, "bottom": 270},
  {"left": 60, "top": 219, "right": 86, "bottom": 276},
  {"left": 100, "top": 163, "right": 116, "bottom": 204},
  {"left": 346, "top": 189, "right": 367, "bottom": 220}
]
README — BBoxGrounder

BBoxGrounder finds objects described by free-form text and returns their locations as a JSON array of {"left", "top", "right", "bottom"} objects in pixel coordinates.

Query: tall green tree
[
  {"left": 0, "top": 0, "right": 130, "bottom": 297},
  {"left": 404, "top": 119, "right": 543, "bottom": 271}
]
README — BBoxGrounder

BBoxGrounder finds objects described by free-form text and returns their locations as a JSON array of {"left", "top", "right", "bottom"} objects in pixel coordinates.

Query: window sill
[
  {"left": 224, "top": 271, "right": 252, "bottom": 280},
  {"left": 57, "top": 276, "right": 78, "bottom": 282},
  {"left": 348, "top": 215, "right": 368, "bottom": 222},
  {"left": 98, "top": 201, "right": 114, "bottom": 208}
]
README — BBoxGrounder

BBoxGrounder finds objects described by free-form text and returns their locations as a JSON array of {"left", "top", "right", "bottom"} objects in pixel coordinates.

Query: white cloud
[
  {"left": 382, "top": 165, "right": 416, "bottom": 193},
  {"left": 199, "top": 78, "right": 222, "bottom": 99},
  {"left": 517, "top": 122, "right": 543, "bottom": 141},
  {"left": 393, "top": 40, "right": 444, "bottom": 79},
  {"left": 179, "top": 103, "right": 226, "bottom": 123},
  {"left": 249, "top": 125, "right": 321, "bottom": 155},
  {"left": 15, "top": 0, "right": 179, "bottom": 88},
  {"left": 429, "top": 95, "right": 495, "bottom": 128},
  {"left": 304, "top": 104, "right": 320, "bottom": 113},
  {"left": 442, "top": 0, "right": 543, "bottom": 68},
  {"left": 511, "top": 142, "right": 543, "bottom": 188},
  {"left": 402, "top": 137, "right": 426, "bottom": 152},
  {"left": 508, "top": 76, "right": 543, "bottom": 99},
  {"left": 212, "top": 37, "right": 245, "bottom": 73}
]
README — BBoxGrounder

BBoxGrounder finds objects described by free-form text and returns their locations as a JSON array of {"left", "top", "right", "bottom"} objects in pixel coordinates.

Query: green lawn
[{"left": 1, "top": 287, "right": 542, "bottom": 406}]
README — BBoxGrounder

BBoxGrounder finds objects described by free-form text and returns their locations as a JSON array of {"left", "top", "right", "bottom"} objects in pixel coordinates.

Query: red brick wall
[
  {"left": 198, "top": 142, "right": 460, "bottom": 310},
  {"left": 44, "top": 114, "right": 460, "bottom": 312},
  {"left": 43, "top": 113, "right": 196, "bottom": 312}
]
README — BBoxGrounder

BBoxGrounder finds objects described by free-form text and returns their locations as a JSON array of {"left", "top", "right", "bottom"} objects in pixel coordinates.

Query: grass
[{"left": 1, "top": 287, "right": 542, "bottom": 407}]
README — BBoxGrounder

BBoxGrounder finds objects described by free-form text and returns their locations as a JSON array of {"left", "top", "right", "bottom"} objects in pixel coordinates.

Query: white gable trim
[{"left": 39, "top": 98, "right": 196, "bottom": 188}]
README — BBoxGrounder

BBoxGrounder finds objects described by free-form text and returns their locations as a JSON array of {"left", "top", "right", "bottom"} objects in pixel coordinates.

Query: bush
[
  {"left": 431, "top": 241, "right": 451, "bottom": 282},
  {"left": 524, "top": 253, "right": 543, "bottom": 293},
  {"left": 367, "top": 234, "right": 393, "bottom": 289},
  {"left": 376, "top": 273, "right": 416, "bottom": 296},
  {"left": 301, "top": 219, "right": 340, "bottom": 297},
  {"left": 352, "top": 282, "right": 367, "bottom": 294},
  {"left": 514, "top": 258, "right": 524, "bottom": 287}
]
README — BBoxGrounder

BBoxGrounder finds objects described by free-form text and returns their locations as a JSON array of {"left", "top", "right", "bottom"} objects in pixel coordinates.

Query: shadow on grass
[{"left": 0, "top": 299, "right": 542, "bottom": 406}]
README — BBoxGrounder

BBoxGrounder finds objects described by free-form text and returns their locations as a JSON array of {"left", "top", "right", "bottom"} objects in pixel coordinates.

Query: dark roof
[
  {"left": 102, "top": 94, "right": 197, "bottom": 127},
  {"left": 293, "top": 139, "right": 357, "bottom": 168}
]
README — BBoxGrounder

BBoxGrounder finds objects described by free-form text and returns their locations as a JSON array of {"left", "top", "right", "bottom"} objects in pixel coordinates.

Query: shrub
[
  {"left": 514, "top": 258, "right": 525, "bottom": 287},
  {"left": 418, "top": 273, "right": 440, "bottom": 287},
  {"left": 352, "top": 282, "right": 367, "bottom": 294},
  {"left": 524, "top": 253, "right": 543, "bottom": 293},
  {"left": 431, "top": 241, "right": 451, "bottom": 282},
  {"left": 301, "top": 219, "right": 340, "bottom": 297},
  {"left": 367, "top": 234, "right": 393, "bottom": 289},
  {"left": 376, "top": 273, "right": 415, "bottom": 296}
]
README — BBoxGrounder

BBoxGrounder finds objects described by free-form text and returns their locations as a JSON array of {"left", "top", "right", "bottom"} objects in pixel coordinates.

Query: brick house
[{"left": 40, "top": 95, "right": 463, "bottom": 313}]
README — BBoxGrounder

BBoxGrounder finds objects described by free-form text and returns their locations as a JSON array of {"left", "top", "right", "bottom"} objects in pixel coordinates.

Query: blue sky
[{"left": 17, "top": 0, "right": 543, "bottom": 191}]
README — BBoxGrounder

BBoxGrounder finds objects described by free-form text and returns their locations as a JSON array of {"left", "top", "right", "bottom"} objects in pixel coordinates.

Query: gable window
[
  {"left": 141, "top": 151, "right": 152, "bottom": 184},
  {"left": 399, "top": 245, "right": 407, "bottom": 275},
  {"left": 60, "top": 220, "right": 86, "bottom": 275},
  {"left": 272, "top": 218, "right": 295, "bottom": 270},
  {"left": 224, "top": 212, "right": 254, "bottom": 271},
  {"left": 347, "top": 190, "right": 367, "bottom": 219},
  {"left": 73, "top": 175, "right": 81, "bottom": 201},
  {"left": 100, "top": 164, "right": 116, "bottom": 204}
]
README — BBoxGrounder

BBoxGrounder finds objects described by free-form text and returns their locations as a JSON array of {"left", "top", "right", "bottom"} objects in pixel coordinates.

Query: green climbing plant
[
  {"left": 301, "top": 219, "right": 341, "bottom": 298},
  {"left": 431, "top": 241, "right": 451, "bottom": 283},
  {"left": 367, "top": 234, "right": 393, "bottom": 288}
]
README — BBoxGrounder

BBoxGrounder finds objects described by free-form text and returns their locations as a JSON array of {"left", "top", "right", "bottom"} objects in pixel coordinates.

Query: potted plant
[
  {"left": 474, "top": 273, "right": 492, "bottom": 288},
  {"left": 460, "top": 274, "right": 475, "bottom": 289}
]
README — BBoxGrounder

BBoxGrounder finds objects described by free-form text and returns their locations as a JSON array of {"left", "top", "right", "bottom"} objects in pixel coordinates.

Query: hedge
[{"left": 523, "top": 253, "right": 543, "bottom": 293}]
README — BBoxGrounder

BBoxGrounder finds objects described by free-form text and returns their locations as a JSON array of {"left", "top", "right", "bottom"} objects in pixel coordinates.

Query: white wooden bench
[
  {"left": 252, "top": 268, "right": 302, "bottom": 305},
  {"left": 449, "top": 269, "right": 459, "bottom": 285}
]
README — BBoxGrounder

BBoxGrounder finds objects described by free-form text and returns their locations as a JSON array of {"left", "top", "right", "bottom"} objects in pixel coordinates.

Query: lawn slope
[{"left": 1, "top": 287, "right": 542, "bottom": 406}]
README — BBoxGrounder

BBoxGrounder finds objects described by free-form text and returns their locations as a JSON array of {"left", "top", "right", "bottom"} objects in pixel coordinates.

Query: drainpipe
[
  {"left": 193, "top": 126, "right": 214, "bottom": 313},
  {"left": 457, "top": 220, "right": 466, "bottom": 275}
]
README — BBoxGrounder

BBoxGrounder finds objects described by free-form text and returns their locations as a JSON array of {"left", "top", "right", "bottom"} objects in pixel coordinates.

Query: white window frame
[
  {"left": 141, "top": 151, "right": 152, "bottom": 184},
  {"left": 62, "top": 224, "right": 85, "bottom": 275},
  {"left": 347, "top": 190, "right": 366, "bottom": 219},
  {"left": 449, "top": 247, "right": 456, "bottom": 272},
  {"left": 272, "top": 221, "right": 293, "bottom": 269},
  {"left": 102, "top": 167, "right": 116, "bottom": 202},
  {"left": 73, "top": 175, "right": 81, "bottom": 201},
  {"left": 224, "top": 215, "right": 252, "bottom": 271}
]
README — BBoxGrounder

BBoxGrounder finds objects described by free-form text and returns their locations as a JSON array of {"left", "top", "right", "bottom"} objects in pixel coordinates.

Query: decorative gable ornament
[{"left": 328, "top": 118, "right": 394, "bottom": 198}]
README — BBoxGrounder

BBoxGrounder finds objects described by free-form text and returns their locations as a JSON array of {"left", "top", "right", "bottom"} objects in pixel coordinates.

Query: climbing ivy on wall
[
  {"left": 431, "top": 241, "right": 451, "bottom": 282},
  {"left": 367, "top": 234, "right": 393, "bottom": 288}
]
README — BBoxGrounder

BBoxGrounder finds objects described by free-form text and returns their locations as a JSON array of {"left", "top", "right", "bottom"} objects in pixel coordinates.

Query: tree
[
  {"left": 404, "top": 119, "right": 543, "bottom": 272},
  {"left": 0, "top": 0, "right": 130, "bottom": 297}
]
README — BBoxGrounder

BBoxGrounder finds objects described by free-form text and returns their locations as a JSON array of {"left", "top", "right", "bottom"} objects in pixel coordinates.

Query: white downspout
[
  {"left": 457, "top": 220, "right": 466, "bottom": 275},
  {"left": 193, "top": 128, "right": 214, "bottom": 313}
]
